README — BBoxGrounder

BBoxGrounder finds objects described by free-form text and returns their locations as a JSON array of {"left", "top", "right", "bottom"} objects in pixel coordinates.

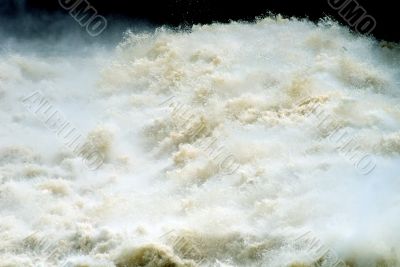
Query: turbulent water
[{"left": 0, "top": 16, "right": 400, "bottom": 267}]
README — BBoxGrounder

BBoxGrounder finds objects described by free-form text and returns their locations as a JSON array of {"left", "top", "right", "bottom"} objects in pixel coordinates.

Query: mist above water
[{"left": 0, "top": 15, "right": 400, "bottom": 267}]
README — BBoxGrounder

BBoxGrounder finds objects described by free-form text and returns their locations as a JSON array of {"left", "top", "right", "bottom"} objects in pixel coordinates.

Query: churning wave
[{"left": 0, "top": 16, "right": 400, "bottom": 267}]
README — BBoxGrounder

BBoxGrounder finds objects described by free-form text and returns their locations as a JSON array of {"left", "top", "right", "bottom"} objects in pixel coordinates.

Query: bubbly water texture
[{"left": 0, "top": 16, "right": 400, "bottom": 267}]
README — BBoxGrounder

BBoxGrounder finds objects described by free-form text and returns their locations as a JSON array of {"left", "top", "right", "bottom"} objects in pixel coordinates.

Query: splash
[{"left": 0, "top": 16, "right": 400, "bottom": 267}]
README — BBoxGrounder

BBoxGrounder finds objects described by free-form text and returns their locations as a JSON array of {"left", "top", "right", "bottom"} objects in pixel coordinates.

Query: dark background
[{"left": 0, "top": 0, "right": 399, "bottom": 42}]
